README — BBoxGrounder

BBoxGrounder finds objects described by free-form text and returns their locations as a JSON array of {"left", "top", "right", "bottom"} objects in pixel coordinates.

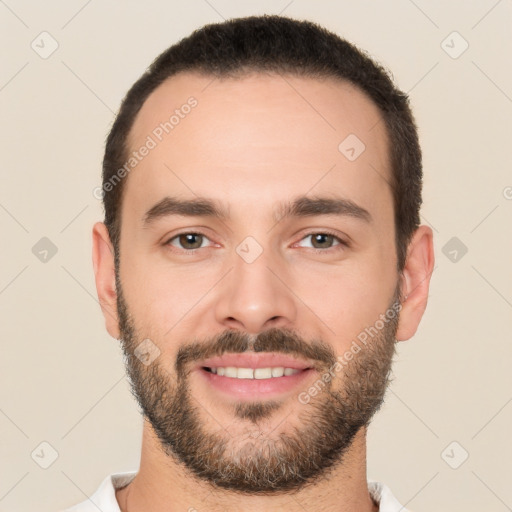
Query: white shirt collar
[{"left": 63, "top": 472, "right": 410, "bottom": 511}]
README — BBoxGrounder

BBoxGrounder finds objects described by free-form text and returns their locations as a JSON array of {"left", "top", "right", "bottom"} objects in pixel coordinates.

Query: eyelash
[{"left": 163, "top": 230, "right": 350, "bottom": 255}]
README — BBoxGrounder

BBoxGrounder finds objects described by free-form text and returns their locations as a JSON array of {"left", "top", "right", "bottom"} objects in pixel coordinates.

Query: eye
[
  {"left": 163, "top": 230, "right": 349, "bottom": 255},
  {"left": 296, "top": 231, "right": 349, "bottom": 252},
  {"left": 165, "top": 232, "right": 213, "bottom": 251}
]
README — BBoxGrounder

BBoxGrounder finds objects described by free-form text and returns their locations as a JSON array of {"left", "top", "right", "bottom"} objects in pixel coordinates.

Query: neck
[{"left": 116, "top": 421, "right": 378, "bottom": 512}]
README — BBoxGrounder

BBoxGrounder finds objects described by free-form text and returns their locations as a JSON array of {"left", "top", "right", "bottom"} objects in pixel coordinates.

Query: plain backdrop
[{"left": 0, "top": 1, "right": 511, "bottom": 511}]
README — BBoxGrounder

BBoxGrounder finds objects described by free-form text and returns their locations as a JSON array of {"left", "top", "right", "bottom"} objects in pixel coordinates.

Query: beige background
[{"left": 1, "top": 1, "right": 511, "bottom": 511}]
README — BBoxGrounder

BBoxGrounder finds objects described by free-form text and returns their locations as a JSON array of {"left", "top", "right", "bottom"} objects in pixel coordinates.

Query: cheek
[
  {"left": 121, "top": 256, "right": 217, "bottom": 332},
  {"left": 298, "top": 277, "right": 391, "bottom": 345},
  {"left": 287, "top": 252, "right": 396, "bottom": 345}
]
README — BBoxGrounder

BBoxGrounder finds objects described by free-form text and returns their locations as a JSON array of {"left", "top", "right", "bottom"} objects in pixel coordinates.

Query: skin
[{"left": 92, "top": 72, "right": 434, "bottom": 511}]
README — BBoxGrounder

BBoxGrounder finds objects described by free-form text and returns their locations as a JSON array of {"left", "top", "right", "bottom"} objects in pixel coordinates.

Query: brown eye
[
  {"left": 310, "top": 233, "right": 336, "bottom": 249},
  {"left": 167, "top": 233, "right": 207, "bottom": 250},
  {"left": 295, "top": 232, "right": 348, "bottom": 252}
]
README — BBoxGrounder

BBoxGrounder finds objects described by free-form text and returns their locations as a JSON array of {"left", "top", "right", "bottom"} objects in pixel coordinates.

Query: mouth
[
  {"left": 202, "top": 366, "right": 305, "bottom": 378},
  {"left": 196, "top": 353, "right": 316, "bottom": 372},
  {"left": 194, "top": 353, "right": 317, "bottom": 398}
]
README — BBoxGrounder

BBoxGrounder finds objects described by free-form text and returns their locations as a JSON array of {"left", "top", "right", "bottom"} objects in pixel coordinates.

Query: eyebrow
[{"left": 142, "top": 195, "right": 372, "bottom": 227}]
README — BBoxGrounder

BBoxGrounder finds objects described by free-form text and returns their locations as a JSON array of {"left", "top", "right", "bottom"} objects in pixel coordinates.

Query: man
[{"left": 65, "top": 14, "right": 434, "bottom": 512}]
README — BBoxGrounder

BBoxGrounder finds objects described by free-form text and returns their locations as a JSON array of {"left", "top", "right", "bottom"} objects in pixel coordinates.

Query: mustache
[{"left": 175, "top": 327, "right": 337, "bottom": 376}]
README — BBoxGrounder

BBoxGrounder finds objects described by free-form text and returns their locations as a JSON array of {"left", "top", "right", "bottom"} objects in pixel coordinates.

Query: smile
[
  {"left": 198, "top": 366, "right": 315, "bottom": 398},
  {"left": 204, "top": 366, "right": 302, "bottom": 379}
]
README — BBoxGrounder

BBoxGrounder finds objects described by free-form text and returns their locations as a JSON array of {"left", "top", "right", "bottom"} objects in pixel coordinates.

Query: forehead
[{"left": 123, "top": 71, "right": 392, "bottom": 227}]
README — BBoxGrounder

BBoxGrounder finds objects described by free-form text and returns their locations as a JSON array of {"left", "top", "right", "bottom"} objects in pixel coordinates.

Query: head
[{"left": 92, "top": 15, "right": 434, "bottom": 494}]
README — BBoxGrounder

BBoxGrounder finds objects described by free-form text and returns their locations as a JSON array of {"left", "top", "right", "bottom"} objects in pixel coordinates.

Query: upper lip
[{"left": 197, "top": 353, "right": 315, "bottom": 371}]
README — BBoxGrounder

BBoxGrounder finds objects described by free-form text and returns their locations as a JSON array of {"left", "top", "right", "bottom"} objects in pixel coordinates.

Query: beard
[{"left": 115, "top": 268, "right": 401, "bottom": 495}]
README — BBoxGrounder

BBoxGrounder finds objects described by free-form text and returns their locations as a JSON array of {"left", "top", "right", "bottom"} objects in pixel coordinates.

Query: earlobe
[
  {"left": 92, "top": 222, "right": 120, "bottom": 339},
  {"left": 396, "top": 225, "right": 435, "bottom": 342}
]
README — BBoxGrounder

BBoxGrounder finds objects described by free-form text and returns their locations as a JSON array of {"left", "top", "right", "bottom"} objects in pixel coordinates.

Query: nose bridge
[{"left": 214, "top": 236, "right": 297, "bottom": 333}]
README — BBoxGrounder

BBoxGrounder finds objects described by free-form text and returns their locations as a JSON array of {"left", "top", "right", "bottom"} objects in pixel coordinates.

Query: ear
[
  {"left": 92, "top": 222, "right": 120, "bottom": 340},
  {"left": 396, "top": 225, "right": 435, "bottom": 341}
]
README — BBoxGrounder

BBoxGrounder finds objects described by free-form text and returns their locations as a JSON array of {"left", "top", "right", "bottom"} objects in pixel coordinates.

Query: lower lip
[{"left": 197, "top": 367, "right": 316, "bottom": 399}]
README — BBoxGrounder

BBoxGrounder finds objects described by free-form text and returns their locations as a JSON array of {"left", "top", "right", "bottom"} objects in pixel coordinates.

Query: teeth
[{"left": 209, "top": 366, "right": 302, "bottom": 379}]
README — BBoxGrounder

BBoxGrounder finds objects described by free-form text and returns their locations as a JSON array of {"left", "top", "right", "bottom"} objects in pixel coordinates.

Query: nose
[{"left": 213, "top": 244, "right": 297, "bottom": 334}]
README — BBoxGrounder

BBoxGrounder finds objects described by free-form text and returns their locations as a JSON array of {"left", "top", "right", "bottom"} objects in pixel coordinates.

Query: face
[{"left": 113, "top": 72, "right": 402, "bottom": 493}]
